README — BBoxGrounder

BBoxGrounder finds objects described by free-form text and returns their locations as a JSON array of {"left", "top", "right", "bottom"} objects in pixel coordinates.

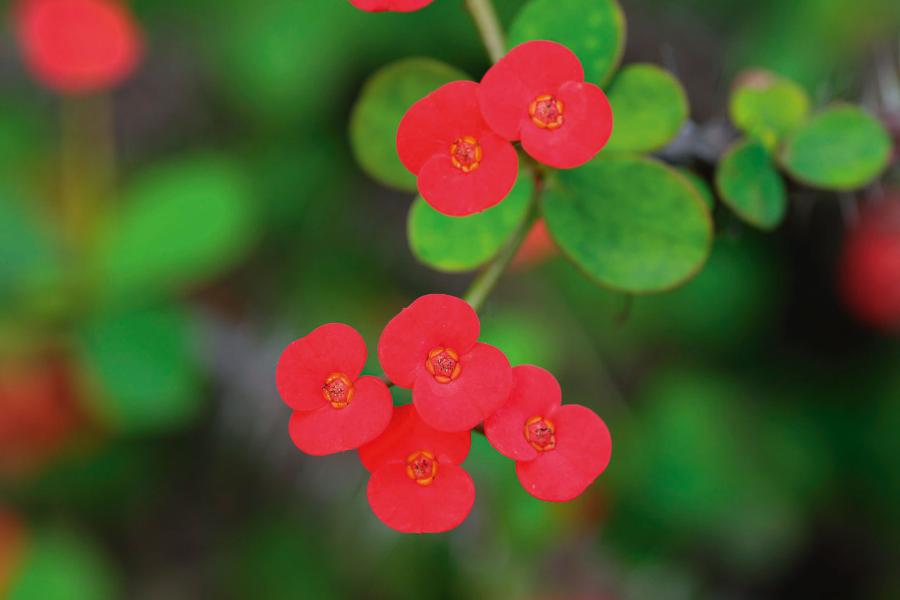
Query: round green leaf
[
  {"left": 716, "top": 139, "right": 787, "bottom": 230},
  {"left": 729, "top": 69, "right": 810, "bottom": 149},
  {"left": 90, "top": 155, "right": 257, "bottom": 304},
  {"left": 407, "top": 171, "right": 532, "bottom": 272},
  {"left": 543, "top": 154, "right": 712, "bottom": 293},
  {"left": 605, "top": 64, "right": 689, "bottom": 153},
  {"left": 508, "top": 0, "right": 626, "bottom": 86},
  {"left": 76, "top": 305, "right": 202, "bottom": 435},
  {"left": 780, "top": 104, "right": 891, "bottom": 190},
  {"left": 350, "top": 58, "right": 468, "bottom": 191},
  {"left": 9, "top": 527, "right": 117, "bottom": 600}
]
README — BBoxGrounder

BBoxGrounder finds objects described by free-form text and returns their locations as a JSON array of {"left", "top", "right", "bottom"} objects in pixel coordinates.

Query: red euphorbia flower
[
  {"left": 478, "top": 40, "right": 614, "bottom": 169},
  {"left": 840, "top": 199, "right": 900, "bottom": 332},
  {"left": 512, "top": 218, "right": 557, "bottom": 269},
  {"left": 348, "top": 0, "right": 433, "bottom": 11},
  {"left": 277, "top": 323, "right": 393, "bottom": 456},
  {"left": 378, "top": 294, "right": 513, "bottom": 432},
  {"left": 359, "top": 404, "right": 474, "bottom": 533},
  {"left": 15, "top": 0, "right": 142, "bottom": 94},
  {"left": 397, "top": 81, "right": 519, "bottom": 216},
  {"left": 485, "top": 365, "right": 611, "bottom": 502}
]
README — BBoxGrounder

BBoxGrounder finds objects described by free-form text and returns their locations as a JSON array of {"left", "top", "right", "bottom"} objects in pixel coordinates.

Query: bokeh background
[{"left": 2, "top": 0, "right": 900, "bottom": 598}]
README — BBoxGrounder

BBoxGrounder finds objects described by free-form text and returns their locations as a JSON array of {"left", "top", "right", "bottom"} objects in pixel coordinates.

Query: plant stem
[{"left": 464, "top": 0, "right": 506, "bottom": 64}]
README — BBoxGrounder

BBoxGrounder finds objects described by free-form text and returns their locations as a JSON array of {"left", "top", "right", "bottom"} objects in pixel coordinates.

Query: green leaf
[
  {"left": 716, "top": 139, "right": 787, "bottom": 230},
  {"left": 350, "top": 58, "right": 468, "bottom": 192},
  {"left": 543, "top": 154, "right": 712, "bottom": 293},
  {"left": 729, "top": 69, "right": 810, "bottom": 149},
  {"left": 9, "top": 527, "right": 118, "bottom": 600},
  {"left": 605, "top": 64, "right": 688, "bottom": 153},
  {"left": 76, "top": 305, "right": 202, "bottom": 435},
  {"left": 90, "top": 155, "right": 256, "bottom": 304},
  {"left": 780, "top": 104, "right": 891, "bottom": 190},
  {"left": 407, "top": 171, "right": 532, "bottom": 272},
  {"left": 677, "top": 168, "right": 715, "bottom": 210},
  {"left": 0, "top": 187, "right": 58, "bottom": 305},
  {"left": 508, "top": 0, "right": 626, "bottom": 86}
]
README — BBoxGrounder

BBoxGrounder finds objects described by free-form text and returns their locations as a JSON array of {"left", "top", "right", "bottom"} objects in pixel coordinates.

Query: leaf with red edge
[
  {"left": 478, "top": 40, "right": 584, "bottom": 141},
  {"left": 15, "top": 0, "right": 142, "bottom": 94},
  {"left": 516, "top": 404, "right": 612, "bottom": 502},
  {"left": 377, "top": 294, "right": 479, "bottom": 388},
  {"left": 367, "top": 461, "right": 475, "bottom": 533},
  {"left": 358, "top": 404, "right": 471, "bottom": 472},
  {"left": 288, "top": 376, "right": 393, "bottom": 456},
  {"left": 413, "top": 342, "right": 513, "bottom": 433},
  {"left": 485, "top": 365, "right": 562, "bottom": 461},
  {"left": 276, "top": 323, "right": 367, "bottom": 412}
]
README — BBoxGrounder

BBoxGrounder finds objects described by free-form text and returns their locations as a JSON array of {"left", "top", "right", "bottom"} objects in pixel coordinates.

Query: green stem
[{"left": 464, "top": 0, "right": 506, "bottom": 64}]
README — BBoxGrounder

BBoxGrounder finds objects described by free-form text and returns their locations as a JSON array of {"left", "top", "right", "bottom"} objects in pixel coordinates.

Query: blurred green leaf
[
  {"left": 543, "top": 155, "right": 712, "bottom": 293},
  {"left": 479, "top": 309, "right": 564, "bottom": 371},
  {"left": 8, "top": 527, "right": 117, "bottom": 600},
  {"left": 350, "top": 58, "right": 468, "bottom": 191},
  {"left": 716, "top": 138, "right": 787, "bottom": 229},
  {"left": 508, "top": 0, "right": 626, "bottom": 85},
  {"left": 0, "top": 188, "right": 58, "bottom": 306},
  {"left": 677, "top": 168, "right": 715, "bottom": 209},
  {"left": 780, "top": 104, "right": 891, "bottom": 190},
  {"left": 76, "top": 305, "right": 202, "bottom": 436},
  {"left": 605, "top": 64, "right": 688, "bottom": 153},
  {"left": 729, "top": 69, "right": 810, "bottom": 149},
  {"left": 407, "top": 170, "right": 531, "bottom": 272},
  {"left": 89, "top": 155, "right": 256, "bottom": 304}
]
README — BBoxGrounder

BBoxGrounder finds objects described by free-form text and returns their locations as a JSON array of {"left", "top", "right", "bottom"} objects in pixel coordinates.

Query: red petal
[
  {"left": 478, "top": 40, "right": 584, "bottom": 140},
  {"left": 414, "top": 342, "right": 512, "bottom": 432},
  {"left": 349, "top": 0, "right": 433, "bottom": 12},
  {"left": 366, "top": 461, "right": 475, "bottom": 533},
  {"left": 516, "top": 404, "right": 612, "bottom": 502},
  {"left": 276, "top": 323, "right": 367, "bottom": 412},
  {"left": 520, "top": 81, "right": 613, "bottom": 169},
  {"left": 397, "top": 80, "right": 492, "bottom": 175},
  {"left": 484, "top": 365, "right": 562, "bottom": 461},
  {"left": 358, "top": 404, "right": 471, "bottom": 471},
  {"left": 377, "top": 294, "right": 479, "bottom": 388},
  {"left": 16, "top": 0, "right": 142, "bottom": 94},
  {"left": 288, "top": 376, "right": 393, "bottom": 456},
  {"left": 416, "top": 132, "right": 519, "bottom": 216}
]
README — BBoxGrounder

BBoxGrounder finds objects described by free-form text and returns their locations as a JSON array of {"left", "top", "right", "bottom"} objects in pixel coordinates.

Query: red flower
[
  {"left": 348, "top": 0, "right": 433, "bottom": 11},
  {"left": 276, "top": 323, "right": 393, "bottom": 456},
  {"left": 840, "top": 199, "right": 900, "bottom": 332},
  {"left": 359, "top": 404, "right": 474, "bottom": 533},
  {"left": 15, "top": 0, "right": 142, "bottom": 94},
  {"left": 512, "top": 218, "right": 557, "bottom": 269},
  {"left": 397, "top": 81, "right": 519, "bottom": 216},
  {"left": 378, "top": 294, "right": 513, "bottom": 432},
  {"left": 478, "top": 40, "right": 613, "bottom": 169},
  {"left": 484, "top": 365, "right": 611, "bottom": 502}
]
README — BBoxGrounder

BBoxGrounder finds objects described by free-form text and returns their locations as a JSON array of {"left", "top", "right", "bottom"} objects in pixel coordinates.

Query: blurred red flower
[
  {"left": 277, "top": 323, "right": 393, "bottom": 456},
  {"left": 15, "top": 0, "right": 142, "bottom": 94},
  {"left": 378, "top": 294, "right": 513, "bottom": 432},
  {"left": 349, "top": 0, "right": 434, "bottom": 11},
  {"left": 359, "top": 404, "right": 474, "bottom": 533},
  {"left": 485, "top": 365, "right": 612, "bottom": 502},
  {"left": 512, "top": 218, "right": 558, "bottom": 269},
  {"left": 397, "top": 81, "right": 519, "bottom": 216},
  {"left": 479, "top": 40, "right": 614, "bottom": 169},
  {"left": 840, "top": 199, "right": 900, "bottom": 332}
]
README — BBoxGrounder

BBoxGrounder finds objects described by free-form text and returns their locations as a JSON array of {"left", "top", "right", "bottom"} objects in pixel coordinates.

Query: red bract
[
  {"left": 348, "top": 0, "right": 433, "bottom": 11},
  {"left": 840, "top": 199, "right": 900, "bottom": 332},
  {"left": 378, "top": 294, "right": 513, "bottom": 432},
  {"left": 397, "top": 81, "right": 519, "bottom": 216},
  {"left": 15, "top": 0, "right": 142, "bottom": 94},
  {"left": 485, "top": 365, "right": 611, "bottom": 502},
  {"left": 359, "top": 404, "right": 474, "bottom": 533},
  {"left": 478, "top": 40, "right": 614, "bottom": 169},
  {"left": 513, "top": 218, "right": 557, "bottom": 269},
  {"left": 276, "top": 323, "right": 393, "bottom": 456}
]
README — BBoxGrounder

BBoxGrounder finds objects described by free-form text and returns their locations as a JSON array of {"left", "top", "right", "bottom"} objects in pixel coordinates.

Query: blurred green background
[{"left": 1, "top": 0, "right": 899, "bottom": 598}]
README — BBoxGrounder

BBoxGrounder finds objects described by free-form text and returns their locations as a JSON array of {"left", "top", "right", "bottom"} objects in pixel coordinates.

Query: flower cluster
[
  {"left": 398, "top": 40, "right": 614, "bottom": 216},
  {"left": 276, "top": 294, "right": 612, "bottom": 533}
]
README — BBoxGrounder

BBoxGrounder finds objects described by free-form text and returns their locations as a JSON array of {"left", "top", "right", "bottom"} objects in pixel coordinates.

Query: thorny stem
[{"left": 463, "top": 0, "right": 506, "bottom": 64}]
